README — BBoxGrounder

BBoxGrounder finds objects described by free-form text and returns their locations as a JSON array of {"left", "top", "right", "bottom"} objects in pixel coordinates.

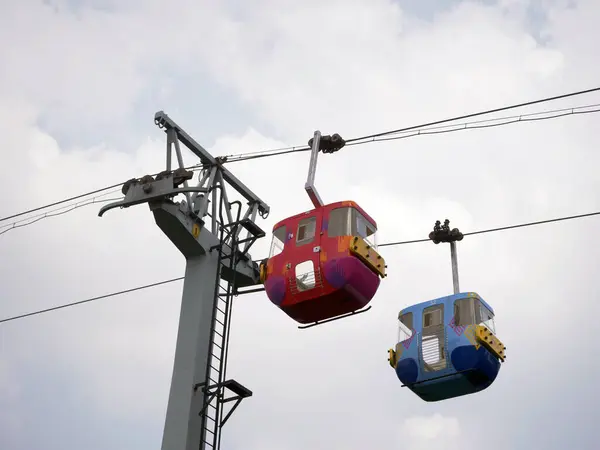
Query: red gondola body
[{"left": 260, "top": 200, "right": 387, "bottom": 324}]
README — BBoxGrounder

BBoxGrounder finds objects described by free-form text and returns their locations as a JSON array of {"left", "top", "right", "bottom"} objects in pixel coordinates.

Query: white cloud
[
  {"left": 401, "top": 413, "right": 461, "bottom": 449},
  {"left": 1, "top": 1, "right": 600, "bottom": 449},
  {"left": 0, "top": 358, "right": 23, "bottom": 447}
]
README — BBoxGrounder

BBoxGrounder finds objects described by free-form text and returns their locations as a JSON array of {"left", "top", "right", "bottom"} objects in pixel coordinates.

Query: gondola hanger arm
[{"left": 304, "top": 130, "right": 346, "bottom": 208}]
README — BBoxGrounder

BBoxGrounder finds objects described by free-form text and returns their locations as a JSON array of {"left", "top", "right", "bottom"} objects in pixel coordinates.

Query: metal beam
[
  {"left": 450, "top": 241, "right": 460, "bottom": 294},
  {"left": 98, "top": 174, "right": 206, "bottom": 218},
  {"left": 428, "top": 219, "right": 463, "bottom": 295},
  {"left": 304, "top": 130, "right": 324, "bottom": 208},
  {"left": 154, "top": 111, "right": 270, "bottom": 217},
  {"left": 151, "top": 202, "right": 259, "bottom": 287}
]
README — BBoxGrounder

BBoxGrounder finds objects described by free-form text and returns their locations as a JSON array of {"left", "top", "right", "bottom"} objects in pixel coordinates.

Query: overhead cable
[
  {"left": 345, "top": 85, "right": 600, "bottom": 143},
  {"left": 224, "top": 103, "right": 600, "bottom": 163},
  {"left": 378, "top": 210, "right": 600, "bottom": 247},
  {"left": 0, "top": 192, "right": 122, "bottom": 236},
  {"left": 3, "top": 100, "right": 599, "bottom": 229},
  {"left": 0, "top": 277, "right": 184, "bottom": 324},
  {"left": 3, "top": 207, "right": 600, "bottom": 324},
  {"left": 2, "top": 86, "right": 600, "bottom": 224}
]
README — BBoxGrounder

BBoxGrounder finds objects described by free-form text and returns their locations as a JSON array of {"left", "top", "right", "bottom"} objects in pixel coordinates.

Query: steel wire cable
[{"left": 2, "top": 207, "right": 599, "bottom": 324}]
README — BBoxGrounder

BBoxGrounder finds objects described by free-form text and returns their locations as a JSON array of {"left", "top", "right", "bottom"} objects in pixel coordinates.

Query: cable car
[
  {"left": 259, "top": 131, "right": 387, "bottom": 328},
  {"left": 387, "top": 221, "right": 506, "bottom": 401}
]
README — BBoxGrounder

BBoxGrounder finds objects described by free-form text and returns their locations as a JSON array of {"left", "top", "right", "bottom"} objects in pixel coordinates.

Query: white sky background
[{"left": 1, "top": 0, "right": 599, "bottom": 449}]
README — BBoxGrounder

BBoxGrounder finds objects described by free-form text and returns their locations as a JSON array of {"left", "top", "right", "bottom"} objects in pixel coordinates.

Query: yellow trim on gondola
[
  {"left": 349, "top": 236, "right": 387, "bottom": 278},
  {"left": 259, "top": 260, "right": 267, "bottom": 283},
  {"left": 475, "top": 325, "right": 506, "bottom": 362},
  {"left": 388, "top": 348, "right": 397, "bottom": 368}
]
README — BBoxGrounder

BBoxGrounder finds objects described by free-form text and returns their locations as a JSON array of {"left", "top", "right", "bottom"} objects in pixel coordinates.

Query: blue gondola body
[{"left": 389, "top": 292, "right": 506, "bottom": 402}]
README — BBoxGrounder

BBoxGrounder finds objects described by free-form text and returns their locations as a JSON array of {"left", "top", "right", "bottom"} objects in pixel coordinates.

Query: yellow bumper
[
  {"left": 349, "top": 236, "right": 387, "bottom": 278},
  {"left": 475, "top": 325, "right": 506, "bottom": 362}
]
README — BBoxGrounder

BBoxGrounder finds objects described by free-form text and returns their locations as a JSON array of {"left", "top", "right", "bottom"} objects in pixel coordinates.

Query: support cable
[
  {"left": 0, "top": 193, "right": 122, "bottom": 236},
  {"left": 378, "top": 210, "right": 600, "bottom": 247},
  {"left": 2, "top": 208, "right": 600, "bottom": 324},
  {"left": 3, "top": 86, "right": 600, "bottom": 224},
  {"left": 345, "top": 86, "right": 600, "bottom": 143},
  {"left": 0, "top": 277, "right": 184, "bottom": 324},
  {"left": 225, "top": 102, "right": 600, "bottom": 163},
  {"left": 3, "top": 104, "right": 599, "bottom": 233}
]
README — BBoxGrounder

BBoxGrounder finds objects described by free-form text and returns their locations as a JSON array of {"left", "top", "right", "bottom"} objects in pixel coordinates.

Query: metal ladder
[{"left": 198, "top": 208, "right": 256, "bottom": 450}]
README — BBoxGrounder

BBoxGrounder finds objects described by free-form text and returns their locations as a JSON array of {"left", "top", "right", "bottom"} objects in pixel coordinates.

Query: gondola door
[
  {"left": 287, "top": 209, "right": 325, "bottom": 315},
  {"left": 420, "top": 302, "right": 448, "bottom": 373}
]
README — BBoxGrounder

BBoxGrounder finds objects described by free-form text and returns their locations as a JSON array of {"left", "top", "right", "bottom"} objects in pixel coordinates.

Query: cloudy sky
[{"left": 1, "top": 0, "right": 600, "bottom": 449}]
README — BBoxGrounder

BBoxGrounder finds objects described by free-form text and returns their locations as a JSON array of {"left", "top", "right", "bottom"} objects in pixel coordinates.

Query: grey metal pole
[
  {"left": 304, "top": 130, "right": 324, "bottom": 208},
  {"left": 450, "top": 241, "right": 460, "bottom": 294},
  {"left": 160, "top": 255, "right": 220, "bottom": 450}
]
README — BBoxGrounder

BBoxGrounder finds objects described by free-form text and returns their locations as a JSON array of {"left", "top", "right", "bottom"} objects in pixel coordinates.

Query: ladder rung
[
  {"left": 212, "top": 342, "right": 222, "bottom": 350},
  {"left": 215, "top": 318, "right": 225, "bottom": 326},
  {"left": 213, "top": 330, "right": 223, "bottom": 338},
  {"left": 205, "top": 404, "right": 217, "bottom": 414}
]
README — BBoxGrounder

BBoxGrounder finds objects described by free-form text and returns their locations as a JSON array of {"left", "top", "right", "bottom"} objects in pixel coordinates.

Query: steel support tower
[{"left": 99, "top": 111, "right": 269, "bottom": 450}]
